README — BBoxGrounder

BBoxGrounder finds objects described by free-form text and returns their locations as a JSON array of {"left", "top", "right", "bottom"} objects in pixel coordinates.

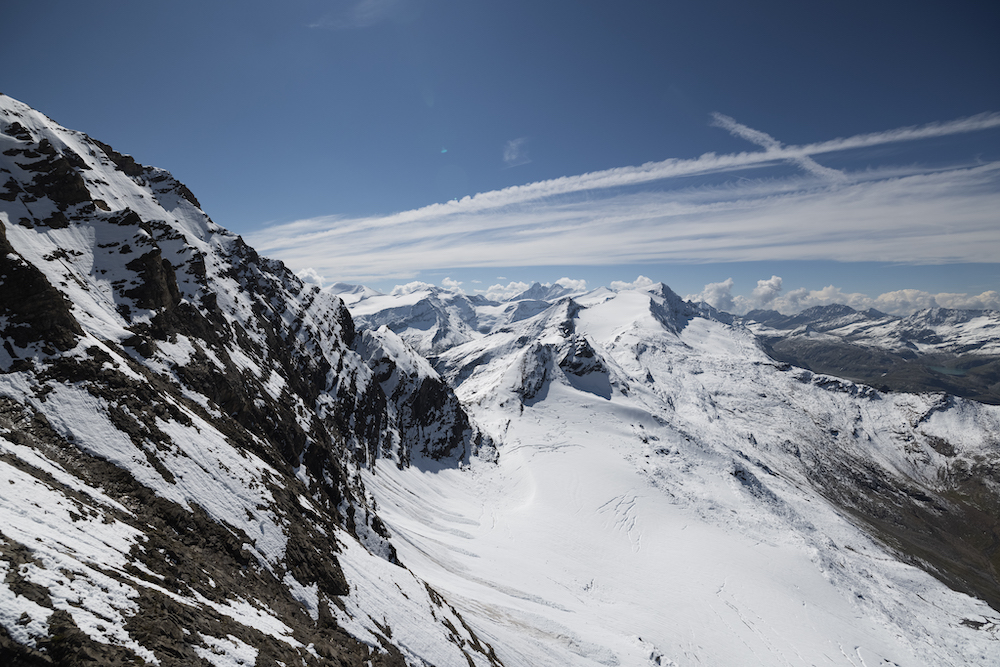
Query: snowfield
[{"left": 354, "top": 283, "right": 1000, "bottom": 666}]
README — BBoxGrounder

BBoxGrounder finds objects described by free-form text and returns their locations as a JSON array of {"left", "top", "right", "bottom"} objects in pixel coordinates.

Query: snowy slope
[
  {"left": 0, "top": 94, "right": 497, "bottom": 666},
  {"left": 352, "top": 283, "right": 1000, "bottom": 666}
]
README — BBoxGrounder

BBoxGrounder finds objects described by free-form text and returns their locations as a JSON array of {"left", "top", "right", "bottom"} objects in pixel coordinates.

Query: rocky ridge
[{"left": 0, "top": 94, "right": 498, "bottom": 666}]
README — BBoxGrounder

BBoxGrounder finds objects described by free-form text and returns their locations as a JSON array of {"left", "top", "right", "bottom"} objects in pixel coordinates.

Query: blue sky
[{"left": 3, "top": 0, "right": 999, "bottom": 313}]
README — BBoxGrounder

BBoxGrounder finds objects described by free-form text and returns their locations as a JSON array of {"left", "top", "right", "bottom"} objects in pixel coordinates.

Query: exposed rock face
[
  {"left": 0, "top": 222, "right": 83, "bottom": 353},
  {"left": 356, "top": 327, "right": 487, "bottom": 465},
  {"left": 0, "top": 94, "right": 500, "bottom": 666}
]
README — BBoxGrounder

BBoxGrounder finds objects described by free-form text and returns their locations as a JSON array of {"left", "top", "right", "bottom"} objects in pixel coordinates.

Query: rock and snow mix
[
  {"left": 2, "top": 92, "right": 999, "bottom": 666},
  {"left": 0, "top": 94, "right": 497, "bottom": 666},
  {"left": 352, "top": 283, "right": 1000, "bottom": 666},
  {"left": 739, "top": 304, "right": 1000, "bottom": 405},
  {"left": 745, "top": 304, "right": 1000, "bottom": 356}
]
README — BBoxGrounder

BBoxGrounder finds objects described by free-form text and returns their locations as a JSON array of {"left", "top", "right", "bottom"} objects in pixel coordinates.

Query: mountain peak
[
  {"left": 0, "top": 96, "right": 500, "bottom": 666},
  {"left": 509, "top": 281, "right": 574, "bottom": 302}
]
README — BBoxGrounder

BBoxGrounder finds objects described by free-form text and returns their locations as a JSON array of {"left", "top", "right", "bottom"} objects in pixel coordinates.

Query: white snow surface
[
  {"left": 356, "top": 284, "right": 1000, "bottom": 666},
  {"left": 0, "top": 434, "right": 158, "bottom": 662},
  {"left": 193, "top": 633, "right": 259, "bottom": 667},
  {"left": 334, "top": 531, "right": 498, "bottom": 666},
  {"left": 0, "top": 559, "right": 53, "bottom": 649}
]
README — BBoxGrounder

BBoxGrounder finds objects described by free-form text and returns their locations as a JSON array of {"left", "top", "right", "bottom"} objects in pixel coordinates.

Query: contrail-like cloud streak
[
  {"left": 710, "top": 112, "right": 846, "bottom": 181},
  {"left": 250, "top": 114, "right": 1000, "bottom": 283}
]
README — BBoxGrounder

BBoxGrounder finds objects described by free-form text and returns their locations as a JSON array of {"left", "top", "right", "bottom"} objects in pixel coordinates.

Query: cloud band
[{"left": 250, "top": 114, "right": 1000, "bottom": 283}]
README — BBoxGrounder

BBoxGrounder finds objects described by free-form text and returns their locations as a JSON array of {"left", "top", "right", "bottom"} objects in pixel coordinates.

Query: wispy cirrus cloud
[
  {"left": 250, "top": 113, "right": 1000, "bottom": 284},
  {"left": 710, "top": 112, "right": 846, "bottom": 181},
  {"left": 503, "top": 138, "right": 531, "bottom": 168}
]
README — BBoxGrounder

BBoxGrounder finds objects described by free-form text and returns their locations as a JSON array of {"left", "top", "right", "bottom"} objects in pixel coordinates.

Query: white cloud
[
  {"left": 483, "top": 281, "right": 531, "bottom": 301},
  {"left": 555, "top": 277, "right": 588, "bottom": 292},
  {"left": 691, "top": 278, "right": 1000, "bottom": 316},
  {"left": 751, "top": 275, "right": 783, "bottom": 306},
  {"left": 770, "top": 285, "right": 875, "bottom": 313},
  {"left": 441, "top": 276, "right": 463, "bottom": 292},
  {"left": 390, "top": 280, "right": 435, "bottom": 296},
  {"left": 933, "top": 290, "right": 1000, "bottom": 310},
  {"left": 503, "top": 138, "right": 531, "bottom": 168},
  {"left": 610, "top": 275, "right": 655, "bottom": 291},
  {"left": 686, "top": 278, "right": 737, "bottom": 312},
  {"left": 296, "top": 267, "right": 325, "bottom": 286},
  {"left": 478, "top": 278, "right": 587, "bottom": 300},
  {"left": 867, "top": 289, "right": 1000, "bottom": 315},
  {"left": 870, "top": 289, "right": 939, "bottom": 314},
  {"left": 688, "top": 276, "right": 786, "bottom": 313},
  {"left": 250, "top": 114, "right": 1000, "bottom": 284}
]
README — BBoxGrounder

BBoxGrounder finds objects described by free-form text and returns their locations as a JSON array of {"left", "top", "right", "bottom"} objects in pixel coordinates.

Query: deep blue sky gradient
[{"left": 3, "top": 0, "right": 998, "bottom": 309}]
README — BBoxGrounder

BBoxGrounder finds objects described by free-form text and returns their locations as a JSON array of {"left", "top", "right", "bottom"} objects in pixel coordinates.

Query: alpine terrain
[
  {"left": 742, "top": 305, "right": 1000, "bottom": 405},
  {"left": 2, "top": 93, "right": 1000, "bottom": 666}
]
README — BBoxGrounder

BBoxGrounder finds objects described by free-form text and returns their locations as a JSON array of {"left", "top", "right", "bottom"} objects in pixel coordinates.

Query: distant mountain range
[
  {"left": 742, "top": 304, "right": 1000, "bottom": 404},
  {"left": 2, "top": 94, "right": 999, "bottom": 666}
]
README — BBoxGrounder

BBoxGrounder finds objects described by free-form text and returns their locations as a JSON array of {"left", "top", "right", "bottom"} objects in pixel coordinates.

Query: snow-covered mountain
[
  {"left": 0, "top": 94, "right": 497, "bottom": 666},
  {"left": 340, "top": 283, "right": 491, "bottom": 359},
  {"left": 3, "top": 94, "right": 1000, "bottom": 666},
  {"left": 343, "top": 281, "right": 1000, "bottom": 666},
  {"left": 743, "top": 305, "right": 1000, "bottom": 404},
  {"left": 744, "top": 303, "right": 1000, "bottom": 356}
]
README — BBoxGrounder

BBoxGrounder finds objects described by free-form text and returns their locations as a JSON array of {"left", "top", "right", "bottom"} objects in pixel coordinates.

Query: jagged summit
[{"left": 507, "top": 281, "right": 575, "bottom": 302}]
